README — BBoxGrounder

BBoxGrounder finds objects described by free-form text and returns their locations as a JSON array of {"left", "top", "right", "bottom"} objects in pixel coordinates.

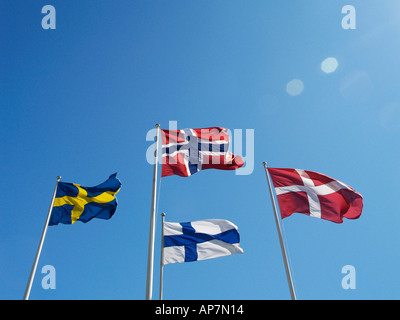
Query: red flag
[
  {"left": 161, "top": 127, "right": 244, "bottom": 177},
  {"left": 267, "top": 168, "right": 363, "bottom": 223}
]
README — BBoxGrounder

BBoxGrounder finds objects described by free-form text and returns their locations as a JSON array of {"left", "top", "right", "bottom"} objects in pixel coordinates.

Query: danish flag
[
  {"left": 161, "top": 127, "right": 244, "bottom": 177},
  {"left": 267, "top": 168, "right": 363, "bottom": 223}
]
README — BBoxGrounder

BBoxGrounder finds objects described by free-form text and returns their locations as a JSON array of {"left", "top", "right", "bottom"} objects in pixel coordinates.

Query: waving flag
[
  {"left": 161, "top": 127, "right": 244, "bottom": 177},
  {"left": 267, "top": 168, "right": 363, "bottom": 223},
  {"left": 163, "top": 219, "right": 243, "bottom": 264},
  {"left": 49, "top": 173, "right": 121, "bottom": 226}
]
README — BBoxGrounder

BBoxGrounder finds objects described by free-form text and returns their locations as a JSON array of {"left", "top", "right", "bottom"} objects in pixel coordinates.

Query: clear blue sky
[{"left": 1, "top": 0, "right": 400, "bottom": 300}]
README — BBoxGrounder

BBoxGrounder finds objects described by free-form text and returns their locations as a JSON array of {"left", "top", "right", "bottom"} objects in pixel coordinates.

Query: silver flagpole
[
  {"left": 159, "top": 212, "right": 165, "bottom": 300},
  {"left": 263, "top": 162, "right": 297, "bottom": 300},
  {"left": 146, "top": 124, "right": 160, "bottom": 300},
  {"left": 23, "top": 176, "right": 61, "bottom": 300}
]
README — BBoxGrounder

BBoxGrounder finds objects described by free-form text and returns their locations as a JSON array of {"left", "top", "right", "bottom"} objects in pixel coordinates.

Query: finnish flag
[{"left": 163, "top": 219, "right": 243, "bottom": 265}]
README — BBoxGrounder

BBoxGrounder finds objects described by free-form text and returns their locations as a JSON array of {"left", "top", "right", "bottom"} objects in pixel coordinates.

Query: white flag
[{"left": 163, "top": 219, "right": 243, "bottom": 265}]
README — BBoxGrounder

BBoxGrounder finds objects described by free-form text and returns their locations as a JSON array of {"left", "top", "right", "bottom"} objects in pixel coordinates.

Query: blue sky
[{"left": 1, "top": 0, "right": 400, "bottom": 300}]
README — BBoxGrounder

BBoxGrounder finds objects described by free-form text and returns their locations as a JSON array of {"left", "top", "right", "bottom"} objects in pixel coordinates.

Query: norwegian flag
[
  {"left": 161, "top": 127, "right": 244, "bottom": 177},
  {"left": 267, "top": 168, "right": 363, "bottom": 223}
]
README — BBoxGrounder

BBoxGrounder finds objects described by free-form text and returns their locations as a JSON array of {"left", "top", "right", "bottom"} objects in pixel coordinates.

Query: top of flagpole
[
  {"left": 263, "top": 162, "right": 267, "bottom": 167},
  {"left": 155, "top": 124, "right": 160, "bottom": 127},
  {"left": 57, "top": 176, "right": 61, "bottom": 181}
]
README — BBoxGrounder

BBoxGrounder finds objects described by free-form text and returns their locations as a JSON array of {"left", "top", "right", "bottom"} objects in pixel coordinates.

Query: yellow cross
[{"left": 53, "top": 184, "right": 120, "bottom": 224}]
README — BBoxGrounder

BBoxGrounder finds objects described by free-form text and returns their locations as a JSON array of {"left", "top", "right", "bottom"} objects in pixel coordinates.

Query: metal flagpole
[
  {"left": 146, "top": 124, "right": 160, "bottom": 300},
  {"left": 159, "top": 212, "right": 165, "bottom": 300},
  {"left": 263, "top": 162, "right": 297, "bottom": 300},
  {"left": 23, "top": 176, "right": 61, "bottom": 300}
]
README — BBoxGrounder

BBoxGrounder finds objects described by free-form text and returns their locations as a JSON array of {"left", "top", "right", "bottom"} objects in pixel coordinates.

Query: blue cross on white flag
[{"left": 163, "top": 219, "right": 243, "bottom": 265}]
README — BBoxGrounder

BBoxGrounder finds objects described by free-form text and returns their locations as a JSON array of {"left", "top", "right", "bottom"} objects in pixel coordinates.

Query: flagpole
[
  {"left": 23, "top": 175, "right": 61, "bottom": 300},
  {"left": 146, "top": 124, "right": 160, "bottom": 300},
  {"left": 159, "top": 212, "right": 165, "bottom": 300},
  {"left": 263, "top": 162, "right": 296, "bottom": 300}
]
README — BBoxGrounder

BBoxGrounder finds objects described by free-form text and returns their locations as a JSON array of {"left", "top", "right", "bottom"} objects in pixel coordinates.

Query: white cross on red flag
[{"left": 267, "top": 168, "right": 363, "bottom": 223}]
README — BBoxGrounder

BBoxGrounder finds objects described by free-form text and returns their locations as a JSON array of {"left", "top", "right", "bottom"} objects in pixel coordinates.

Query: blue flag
[{"left": 49, "top": 173, "right": 121, "bottom": 226}]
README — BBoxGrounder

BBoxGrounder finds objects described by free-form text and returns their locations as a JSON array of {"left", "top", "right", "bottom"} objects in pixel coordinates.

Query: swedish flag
[{"left": 49, "top": 173, "right": 121, "bottom": 226}]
